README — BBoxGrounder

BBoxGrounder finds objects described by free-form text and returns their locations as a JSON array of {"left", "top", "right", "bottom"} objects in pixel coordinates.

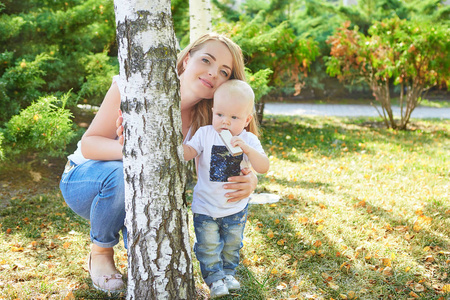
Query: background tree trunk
[
  {"left": 114, "top": 0, "right": 195, "bottom": 298},
  {"left": 189, "top": 0, "right": 212, "bottom": 42}
]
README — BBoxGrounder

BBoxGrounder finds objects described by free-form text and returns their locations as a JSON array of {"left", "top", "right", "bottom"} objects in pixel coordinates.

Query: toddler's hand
[{"left": 230, "top": 136, "right": 248, "bottom": 153}]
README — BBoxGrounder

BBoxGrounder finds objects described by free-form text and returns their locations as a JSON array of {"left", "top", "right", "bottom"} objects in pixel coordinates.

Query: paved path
[{"left": 264, "top": 103, "right": 450, "bottom": 119}]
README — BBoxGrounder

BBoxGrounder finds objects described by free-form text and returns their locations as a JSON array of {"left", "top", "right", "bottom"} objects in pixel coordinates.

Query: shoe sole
[{"left": 92, "top": 282, "right": 126, "bottom": 293}]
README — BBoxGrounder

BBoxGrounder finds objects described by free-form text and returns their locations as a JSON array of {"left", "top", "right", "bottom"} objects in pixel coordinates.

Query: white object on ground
[{"left": 249, "top": 193, "right": 280, "bottom": 204}]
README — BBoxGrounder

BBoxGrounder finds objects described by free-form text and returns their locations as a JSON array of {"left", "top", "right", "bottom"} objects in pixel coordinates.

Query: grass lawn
[{"left": 0, "top": 115, "right": 449, "bottom": 299}]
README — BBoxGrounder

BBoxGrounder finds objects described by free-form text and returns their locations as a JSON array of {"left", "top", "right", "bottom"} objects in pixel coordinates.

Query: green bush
[
  {"left": 77, "top": 51, "right": 119, "bottom": 106},
  {"left": 3, "top": 93, "right": 76, "bottom": 158},
  {"left": 246, "top": 67, "right": 273, "bottom": 123},
  {"left": 0, "top": 53, "right": 53, "bottom": 123},
  {"left": 246, "top": 67, "right": 273, "bottom": 103},
  {"left": 0, "top": 0, "right": 117, "bottom": 123},
  {"left": 215, "top": 11, "right": 319, "bottom": 97}
]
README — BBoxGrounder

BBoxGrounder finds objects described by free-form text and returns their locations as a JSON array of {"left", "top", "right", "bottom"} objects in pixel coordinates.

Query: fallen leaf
[
  {"left": 413, "top": 215, "right": 432, "bottom": 232},
  {"left": 29, "top": 170, "right": 42, "bottom": 182},
  {"left": 64, "top": 290, "right": 75, "bottom": 300},
  {"left": 321, "top": 272, "right": 332, "bottom": 281},
  {"left": 412, "top": 283, "right": 425, "bottom": 292},
  {"left": 276, "top": 282, "right": 287, "bottom": 290},
  {"left": 443, "top": 284, "right": 450, "bottom": 293},
  {"left": 277, "top": 239, "right": 285, "bottom": 246},
  {"left": 382, "top": 266, "right": 393, "bottom": 277},
  {"left": 425, "top": 255, "right": 434, "bottom": 262},
  {"left": 382, "top": 258, "right": 392, "bottom": 267},
  {"left": 328, "top": 282, "right": 339, "bottom": 290},
  {"left": 298, "top": 217, "right": 308, "bottom": 224}
]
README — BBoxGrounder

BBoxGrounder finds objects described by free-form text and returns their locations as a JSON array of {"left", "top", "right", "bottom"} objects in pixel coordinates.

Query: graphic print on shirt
[{"left": 210, "top": 145, "right": 243, "bottom": 182}]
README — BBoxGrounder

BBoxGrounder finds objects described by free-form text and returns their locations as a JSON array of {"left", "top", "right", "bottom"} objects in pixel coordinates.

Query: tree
[
  {"left": 326, "top": 18, "right": 450, "bottom": 129},
  {"left": 114, "top": 0, "right": 195, "bottom": 298},
  {"left": 189, "top": 0, "right": 212, "bottom": 42}
]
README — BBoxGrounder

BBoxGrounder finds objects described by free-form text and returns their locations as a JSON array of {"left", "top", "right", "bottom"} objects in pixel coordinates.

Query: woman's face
[{"left": 180, "top": 40, "right": 234, "bottom": 100}]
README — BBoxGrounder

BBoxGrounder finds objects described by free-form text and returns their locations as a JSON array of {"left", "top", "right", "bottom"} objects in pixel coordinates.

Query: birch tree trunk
[
  {"left": 189, "top": 0, "right": 212, "bottom": 42},
  {"left": 114, "top": 0, "right": 195, "bottom": 298}
]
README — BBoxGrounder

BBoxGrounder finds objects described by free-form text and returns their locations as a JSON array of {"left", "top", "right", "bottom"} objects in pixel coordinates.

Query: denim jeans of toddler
[
  {"left": 193, "top": 205, "right": 248, "bottom": 286},
  {"left": 60, "top": 160, "right": 127, "bottom": 248}
]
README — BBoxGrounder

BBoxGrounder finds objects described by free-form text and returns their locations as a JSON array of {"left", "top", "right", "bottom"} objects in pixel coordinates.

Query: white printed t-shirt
[{"left": 186, "top": 125, "right": 265, "bottom": 218}]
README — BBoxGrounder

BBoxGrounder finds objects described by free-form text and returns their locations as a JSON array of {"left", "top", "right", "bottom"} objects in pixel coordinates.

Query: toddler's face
[{"left": 212, "top": 93, "right": 252, "bottom": 136}]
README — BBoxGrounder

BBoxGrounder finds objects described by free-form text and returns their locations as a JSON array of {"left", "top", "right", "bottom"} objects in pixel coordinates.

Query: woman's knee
[{"left": 103, "top": 161, "right": 125, "bottom": 192}]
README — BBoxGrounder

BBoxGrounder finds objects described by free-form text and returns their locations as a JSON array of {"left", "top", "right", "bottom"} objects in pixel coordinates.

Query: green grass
[{"left": 1, "top": 115, "right": 450, "bottom": 299}]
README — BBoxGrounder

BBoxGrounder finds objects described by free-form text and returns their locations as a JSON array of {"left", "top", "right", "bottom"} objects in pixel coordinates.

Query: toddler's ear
[{"left": 245, "top": 114, "right": 253, "bottom": 126}]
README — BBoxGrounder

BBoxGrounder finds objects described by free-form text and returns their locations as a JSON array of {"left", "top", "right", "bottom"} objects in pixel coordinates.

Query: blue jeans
[
  {"left": 59, "top": 160, "right": 127, "bottom": 248},
  {"left": 193, "top": 205, "right": 248, "bottom": 286}
]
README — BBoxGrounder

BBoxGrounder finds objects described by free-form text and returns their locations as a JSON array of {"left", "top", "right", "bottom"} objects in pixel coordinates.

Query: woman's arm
[{"left": 81, "top": 82, "right": 123, "bottom": 161}]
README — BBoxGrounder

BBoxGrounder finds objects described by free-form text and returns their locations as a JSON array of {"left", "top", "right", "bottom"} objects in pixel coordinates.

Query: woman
[{"left": 59, "top": 33, "right": 257, "bottom": 292}]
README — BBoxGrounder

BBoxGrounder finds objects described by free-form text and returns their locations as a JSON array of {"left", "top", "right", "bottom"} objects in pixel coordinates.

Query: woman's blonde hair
[{"left": 177, "top": 33, "right": 251, "bottom": 136}]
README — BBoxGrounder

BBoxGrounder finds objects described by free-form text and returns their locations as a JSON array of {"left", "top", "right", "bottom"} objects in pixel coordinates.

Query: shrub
[
  {"left": 246, "top": 67, "right": 273, "bottom": 123},
  {"left": 3, "top": 93, "right": 76, "bottom": 158},
  {"left": 326, "top": 18, "right": 450, "bottom": 129}
]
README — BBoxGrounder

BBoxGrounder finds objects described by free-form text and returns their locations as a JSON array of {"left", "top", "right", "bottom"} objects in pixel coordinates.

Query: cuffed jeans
[
  {"left": 60, "top": 160, "right": 127, "bottom": 248},
  {"left": 193, "top": 205, "right": 248, "bottom": 286}
]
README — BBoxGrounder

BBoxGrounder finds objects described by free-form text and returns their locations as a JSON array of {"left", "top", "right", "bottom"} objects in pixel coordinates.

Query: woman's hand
[
  {"left": 224, "top": 168, "right": 258, "bottom": 202},
  {"left": 116, "top": 109, "right": 124, "bottom": 146}
]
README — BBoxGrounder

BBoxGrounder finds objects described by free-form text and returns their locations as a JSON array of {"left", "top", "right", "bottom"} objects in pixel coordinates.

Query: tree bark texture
[
  {"left": 189, "top": 0, "right": 211, "bottom": 43},
  {"left": 114, "top": 0, "right": 195, "bottom": 298}
]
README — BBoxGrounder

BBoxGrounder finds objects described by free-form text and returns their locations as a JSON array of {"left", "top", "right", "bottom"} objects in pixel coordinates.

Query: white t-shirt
[{"left": 186, "top": 125, "right": 265, "bottom": 218}]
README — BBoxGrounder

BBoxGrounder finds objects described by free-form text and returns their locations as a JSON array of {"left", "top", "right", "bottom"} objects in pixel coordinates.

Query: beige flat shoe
[{"left": 87, "top": 252, "right": 125, "bottom": 292}]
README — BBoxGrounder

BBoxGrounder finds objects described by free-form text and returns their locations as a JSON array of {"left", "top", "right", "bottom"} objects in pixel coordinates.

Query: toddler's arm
[
  {"left": 182, "top": 144, "right": 198, "bottom": 161},
  {"left": 231, "top": 137, "right": 269, "bottom": 174}
]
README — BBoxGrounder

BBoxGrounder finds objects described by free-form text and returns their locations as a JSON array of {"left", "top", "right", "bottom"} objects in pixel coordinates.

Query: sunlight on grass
[{"left": 1, "top": 115, "right": 449, "bottom": 299}]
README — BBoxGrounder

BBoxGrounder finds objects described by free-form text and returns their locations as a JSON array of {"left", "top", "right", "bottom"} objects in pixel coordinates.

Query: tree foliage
[
  {"left": 326, "top": 18, "right": 450, "bottom": 129},
  {"left": 0, "top": 0, "right": 117, "bottom": 123},
  {"left": 214, "top": 4, "right": 319, "bottom": 97},
  {"left": 2, "top": 93, "right": 76, "bottom": 158}
]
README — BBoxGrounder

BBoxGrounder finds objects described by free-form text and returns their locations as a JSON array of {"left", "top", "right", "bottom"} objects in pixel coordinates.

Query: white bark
[
  {"left": 189, "top": 0, "right": 212, "bottom": 43},
  {"left": 114, "top": 0, "right": 195, "bottom": 298}
]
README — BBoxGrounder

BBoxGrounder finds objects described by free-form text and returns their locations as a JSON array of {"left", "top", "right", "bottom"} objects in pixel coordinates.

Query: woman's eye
[
  {"left": 232, "top": 116, "right": 238, "bottom": 120},
  {"left": 217, "top": 113, "right": 223, "bottom": 117},
  {"left": 202, "top": 58, "right": 210, "bottom": 64},
  {"left": 221, "top": 70, "right": 229, "bottom": 77}
]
